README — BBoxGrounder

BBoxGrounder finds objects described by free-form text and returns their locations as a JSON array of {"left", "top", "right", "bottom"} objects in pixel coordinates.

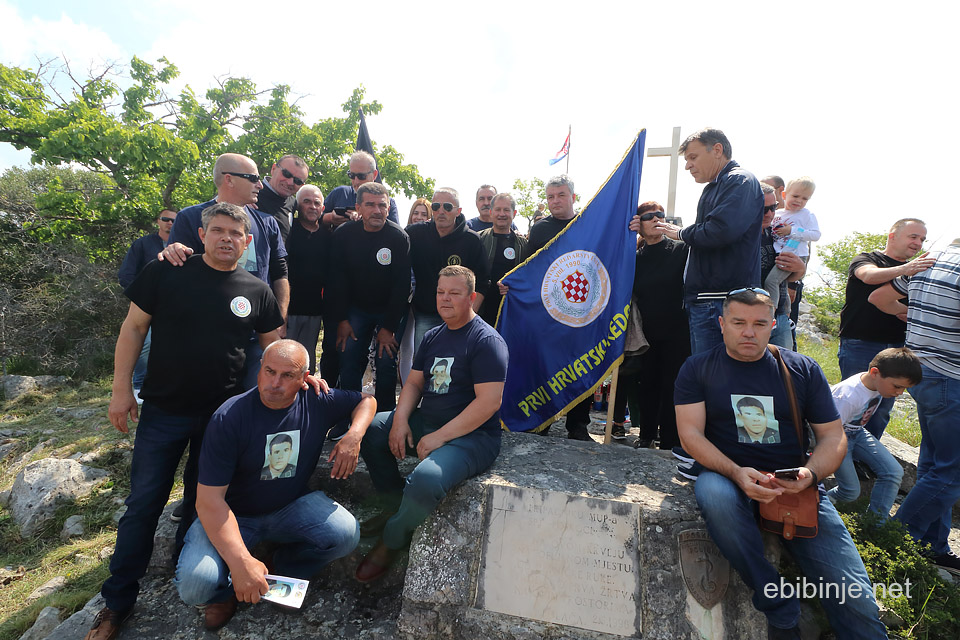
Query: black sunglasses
[
  {"left": 347, "top": 171, "right": 370, "bottom": 180},
  {"left": 639, "top": 211, "right": 665, "bottom": 222},
  {"left": 431, "top": 202, "right": 455, "bottom": 212},
  {"left": 221, "top": 171, "right": 261, "bottom": 184},
  {"left": 279, "top": 167, "right": 305, "bottom": 186},
  {"left": 726, "top": 287, "right": 770, "bottom": 298},
  {"left": 764, "top": 204, "right": 778, "bottom": 213},
  {"left": 159, "top": 216, "right": 176, "bottom": 223}
]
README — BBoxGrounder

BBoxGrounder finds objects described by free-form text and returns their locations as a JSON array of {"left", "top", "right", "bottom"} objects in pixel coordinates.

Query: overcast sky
[{"left": 2, "top": 0, "right": 956, "bottom": 280}]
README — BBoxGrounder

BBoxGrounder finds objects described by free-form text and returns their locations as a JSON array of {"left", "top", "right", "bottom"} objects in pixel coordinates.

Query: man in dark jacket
[
  {"left": 477, "top": 193, "right": 528, "bottom": 326},
  {"left": 285, "top": 185, "right": 329, "bottom": 375},
  {"left": 257, "top": 155, "right": 308, "bottom": 243}
]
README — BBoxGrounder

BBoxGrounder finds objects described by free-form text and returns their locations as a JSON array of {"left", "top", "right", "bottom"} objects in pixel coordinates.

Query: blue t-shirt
[
  {"left": 199, "top": 387, "right": 362, "bottom": 517},
  {"left": 674, "top": 344, "right": 838, "bottom": 471},
  {"left": 412, "top": 315, "right": 509, "bottom": 435},
  {"left": 168, "top": 199, "right": 287, "bottom": 285}
]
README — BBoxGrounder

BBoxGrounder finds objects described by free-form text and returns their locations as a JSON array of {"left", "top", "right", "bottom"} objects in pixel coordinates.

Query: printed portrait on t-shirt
[
  {"left": 260, "top": 430, "right": 300, "bottom": 480},
  {"left": 732, "top": 395, "right": 780, "bottom": 444},
  {"left": 429, "top": 357, "right": 453, "bottom": 394},
  {"left": 856, "top": 396, "right": 881, "bottom": 426}
]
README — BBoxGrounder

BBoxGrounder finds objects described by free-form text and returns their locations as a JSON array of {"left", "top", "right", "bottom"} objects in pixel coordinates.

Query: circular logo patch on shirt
[
  {"left": 504, "top": 246, "right": 516, "bottom": 260},
  {"left": 447, "top": 254, "right": 462, "bottom": 266},
  {"left": 230, "top": 296, "right": 252, "bottom": 318},
  {"left": 541, "top": 250, "right": 610, "bottom": 328},
  {"left": 377, "top": 248, "right": 392, "bottom": 265}
]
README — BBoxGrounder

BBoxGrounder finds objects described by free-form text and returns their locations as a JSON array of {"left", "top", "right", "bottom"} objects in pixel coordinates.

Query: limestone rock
[
  {"left": 27, "top": 576, "right": 67, "bottom": 601},
  {"left": 9, "top": 458, "right": 109, "bottom": 536},
  {"left": 61, "top": 515, "right": 85, "bottom": 540},
  {"left": 54, "top": 407, "right": 99, "bottom": 420},
  {"left": 1, "top": 375, "right": 68, "bottom": 401},
  {"left": 44, "top": 594, "right": 104, "bottom": 640},
  {"left": 18, "top": 606, "right": 61, "bottom": 640}
]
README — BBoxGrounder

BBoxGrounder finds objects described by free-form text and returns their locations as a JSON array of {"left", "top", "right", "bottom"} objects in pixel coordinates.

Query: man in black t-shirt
[
  {"left": 355, "top": 266, "right": 508, "bottom": 583},
  {"left": 328, "top": 182, "right": 411, "bottom": 411},
  {"left": 675, "top": 289, "right": 885, "bottom": 638},
  {"left": 478, "top": 193, "right": 528, "bottom": 326},
  {"left": 175, "top": 340, "right": 375, "bottom": 630},
  {"left": 286, "top": 185, "right": 329, "bottom": 375},
  {"left": 838, "top": 218, "right": 933, "bottom": 438},
  {"left": 86, "top": 204, "right": 285, "bottom": 640}
]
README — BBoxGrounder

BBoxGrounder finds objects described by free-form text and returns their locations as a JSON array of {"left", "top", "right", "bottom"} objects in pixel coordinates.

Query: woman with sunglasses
[
  {"left": 621, "top": 201, "right": 691, "bottom": 450},
  {"left": 407, "top": 198, "right": 433, "bottom": 226}
]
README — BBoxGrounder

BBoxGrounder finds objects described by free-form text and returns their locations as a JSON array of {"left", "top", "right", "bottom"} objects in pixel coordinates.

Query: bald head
[
  {"left": 262, "top": 339, "right": 310, "bottom": 374},
  {"left": 213, "top": 154, "right": 259, "bottom": 188}
]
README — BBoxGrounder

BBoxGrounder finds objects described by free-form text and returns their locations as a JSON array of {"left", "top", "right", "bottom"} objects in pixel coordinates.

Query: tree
[
  {"left": 805, "top": 231, "right": 887, "bottom": 315},
  {"left": 511, "top": 177, "right": 546, "bottom": 227}
]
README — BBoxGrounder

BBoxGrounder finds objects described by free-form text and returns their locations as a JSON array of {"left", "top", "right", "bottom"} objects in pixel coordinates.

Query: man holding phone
[{"left": 322, "top": 151, "right": 400, "bottom": 227}]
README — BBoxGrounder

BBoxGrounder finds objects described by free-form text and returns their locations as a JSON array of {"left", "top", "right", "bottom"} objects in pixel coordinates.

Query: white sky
[{"left": 2, "top": 0, "right": 957, "bottom": 281}]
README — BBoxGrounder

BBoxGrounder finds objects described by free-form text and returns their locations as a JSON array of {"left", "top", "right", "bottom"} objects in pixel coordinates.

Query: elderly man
[
  {"left": 675, "top": 288, "right": 886, "bottom": 640},
  {"left": 85, "top": 203, "right": 285, "bottom": 640},
  {"left": 466, "top": 184, "right": 497, "bottom": 232},
  {"left": 257, "top": 154, "right": 309, "bottom": 242},
  {"left": 477, "top": 192, "right": 528, "bottom": 325},
  {"left": 286, "top": 185, "right": 329, "bottom": 375},
  {"left": 407, "top": 188, "right": 489, "bottom": 353},
  {"left": 837, "top": 218, "right": 934, "bottom": 439},
  {"left": 323, "top": 151, "right": 400, "bottom": 226},
  {"left": 355, "top": 266, "right": 508, "bottom": 582},
  {"left": 174, "top": 340, "right": 376, "bottom": 630}
]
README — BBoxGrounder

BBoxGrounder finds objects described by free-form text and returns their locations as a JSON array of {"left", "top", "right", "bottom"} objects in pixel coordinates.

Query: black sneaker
[
  {"left": 567, "top": 424, "right": 592, "bottom": 441},
  {"left": 633, "top": 438, "right": 654, "bottom": 449},
  {"left": 611, "top": 423, "right": 627, "bottom": 440},
  {"left": 676, "top": 460, "right": 703, "bottom": 481},
  {"left": 767, "top": 622, "right": 801, "bottom": 640},
  {"left": 933, "top": 550, "right": 960, "bottom": 577},
  {"left": 169, "top": 501, "right": 183, "bottom": 523},
  {"left": 672, "top": 446, "right": 694, "bottom": 464},
  {"left": 327, "top": 422, "right": 350, "bottom": 441}
]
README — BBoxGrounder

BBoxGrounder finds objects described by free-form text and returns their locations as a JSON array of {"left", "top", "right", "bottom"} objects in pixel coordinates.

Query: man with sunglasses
[
  {"left": 758, "top": 184, "right": 806, "bottom": 350},
  {"left": 323, "top": 151, "right": 400, "bottom": 228},
  {"left": 258, "top": 154, "right": 309, "bottom": 243}
]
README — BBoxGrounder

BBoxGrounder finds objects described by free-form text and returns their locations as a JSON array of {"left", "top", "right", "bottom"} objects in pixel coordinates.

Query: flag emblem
[
  {"left": 230, "top": 296, "right": 251, "bottom": 318},
  {"left": 540, "top": 250, "right": 610, "bottom": 328},
  {"left": 562, "top": 270, "right": 589, "bottom": 303}
]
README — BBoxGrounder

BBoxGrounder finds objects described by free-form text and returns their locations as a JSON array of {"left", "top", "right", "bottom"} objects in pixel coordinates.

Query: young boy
[
  {"left": 827, "top": 347, "right": 921, "bottom": 519},
  {"left": 763, "top": 176, "right": 821, "bottom": 312}
]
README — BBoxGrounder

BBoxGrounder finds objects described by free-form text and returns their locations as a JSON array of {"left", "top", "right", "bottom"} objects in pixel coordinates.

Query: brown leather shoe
[
  {"left": 84, "top": 607, "right": 130, "bottom": 640},
  {"left": 203, "top": 595, "right": 238, "bottom": 631},
  {"left": 355, "top": 540, "right": 399, "bottom": 583}
]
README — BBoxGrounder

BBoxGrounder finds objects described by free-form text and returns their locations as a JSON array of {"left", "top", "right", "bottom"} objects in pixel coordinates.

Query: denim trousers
[
  {"left": 174, "top": 491, "right": 359, "bottom": 605},
  {"left": 132, "top": 327, "right": 151, "bottom": 389},
  {"left": 695, "top": 471, "right": 886, "bottom": 638},
  {"left": 770, "top": 313, "right": 793, "bottom": 350},
  {"left": 100, "top": 402, "right": 208, "bottom": 613},
  {"left": 359, "top": 410, "right": 500, "bottom": 550},
  {"left": 894, "top": 366, "right": 960, "bottom": 554},
  {"left": 827, "top": 428, "right": 903, "bottom": 519},
  {"left": 241, "top": 339, "right": 264, "bottom": 391},
  {"left": 838, "top": 338, "right": 903, "bottom": 439},
  {"left": 412, "top": 311, "right": 443, "bottom": 359},
  {"left": 686, "top": 300, "right": 725, "bottom": 355},
  {"left": 287, "top": 314, "right": 323, "bottom": 375},
  {"left": 339, "top": 308, "right": 404, "bottom": 411}
]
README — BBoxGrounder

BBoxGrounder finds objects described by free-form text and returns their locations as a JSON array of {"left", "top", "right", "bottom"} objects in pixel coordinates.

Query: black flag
[{"left": 356, "top": 108, "right": 382, "bottom": 184}]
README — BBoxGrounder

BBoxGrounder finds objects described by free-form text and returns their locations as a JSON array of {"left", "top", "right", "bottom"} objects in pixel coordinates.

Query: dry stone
[
  {"left": 17, "top": 606, "right": 61, "bottom": 640},
  {"left": 27, "top": 576, "right": 67, "bottom": 601},
  {"left": 9, "top": 458, "right": 109, "bottom": 536}
]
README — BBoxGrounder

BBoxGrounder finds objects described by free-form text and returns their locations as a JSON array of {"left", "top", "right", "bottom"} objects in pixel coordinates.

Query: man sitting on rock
[
  {"left": 674, "top": 288, "right": 886, "bottom": 639},
  {"left": 355, "top": 266, "right": 508, "bottom": 582},
  {"left": 175, "top": 340, "right": 375, "bottom": 630}
]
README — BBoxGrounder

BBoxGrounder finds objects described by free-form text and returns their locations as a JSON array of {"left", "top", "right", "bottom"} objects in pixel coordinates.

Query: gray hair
[
  {"left": 434, "top": 187, "right": 460, "bottom": 207},
  {"left": 296, "top": 184, "right": 323, "bottom": 204},
  {"left": 262, "top": 339, "right": 310, "bottom": 374},
  {"left": 200, "top": 202, "right": 251, "bottom": 235},
  {"left": 492, "top": 192, "right": 516, "bottom": 210},
  {"left": 476, "top": 184, "right": 497, "bottom": 198},
  {"left": 349, "top": 151, "right": 377, "bottom": 173},
  {"left": 277, "top": 154, "right": 307, "bottom": 170},
  {"left": 760, "top": 183, "right": 776, "bottom": 195},
  {"left": 679, "top": 128, "right": 732, "bottom": 160},
  {"left": 546, "top": 174, "right": 575, "bottom": 195},
  {"left": 357, "top": 181, "right": 391, "bottom": 203}
]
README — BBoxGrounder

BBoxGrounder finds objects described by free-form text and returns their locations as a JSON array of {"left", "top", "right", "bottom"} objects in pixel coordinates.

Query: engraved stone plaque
[{"left": 476, "top": 485, "right": 641, "bottom": 636}]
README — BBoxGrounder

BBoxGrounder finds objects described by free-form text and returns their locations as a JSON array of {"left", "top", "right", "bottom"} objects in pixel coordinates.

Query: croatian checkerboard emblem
[
  {"left": 230, "top": 296, "right": 251, "bottom": 318},
  {"left": 377, "top": 248, "right": 392, "bottom": 265},
  {"left": 541, "top": 250, "right": 610, "bottom": 327}
]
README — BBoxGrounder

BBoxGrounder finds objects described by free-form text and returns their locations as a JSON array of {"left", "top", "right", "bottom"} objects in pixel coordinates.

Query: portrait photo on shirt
[
  {"left": 429, "top": 357, "right": 454, "bottom": 395},
  {"left": 856, "top": 396, "right": 881, "bottom": 426},
  {"left": 732, "top": 395, "right": 781, "bottom": 444},
  {"left": 260, "top": 430, "right": 300, "bottom": 480}
]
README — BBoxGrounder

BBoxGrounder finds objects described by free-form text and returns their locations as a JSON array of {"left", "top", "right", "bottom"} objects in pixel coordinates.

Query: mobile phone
[
  {"left": 774, "top": 468, "right": 801, "bottom": 480},
  {"left": 333, "top": 207, "right": 353, "bottom": 217}
]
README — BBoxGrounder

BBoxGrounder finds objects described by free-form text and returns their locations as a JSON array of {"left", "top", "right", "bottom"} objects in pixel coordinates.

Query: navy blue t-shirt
[
  {"left": 412, "top": 315, "right": 509, "bottom": 435},
  {"left": 674, "top": 344, "right": 838, "bottom": 471},
  {"left": 199, "top": 387, "right": 363, "bottom": 517}
]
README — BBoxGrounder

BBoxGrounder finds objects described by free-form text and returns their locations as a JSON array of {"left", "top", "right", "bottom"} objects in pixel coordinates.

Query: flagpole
[
  {"left": 565, "top": 124, "right": 571, "bottom": 174},
  {"left": 603, "top": 368, "right": 619, "bottom": 445}
]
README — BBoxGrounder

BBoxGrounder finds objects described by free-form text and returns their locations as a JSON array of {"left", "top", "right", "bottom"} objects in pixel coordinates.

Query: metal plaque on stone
[
  {"left": 678, "top": 529, "right": 729, "bottom": 609},
  {"left": 475, "top": 485, "right": 641, "bottom": 636}
]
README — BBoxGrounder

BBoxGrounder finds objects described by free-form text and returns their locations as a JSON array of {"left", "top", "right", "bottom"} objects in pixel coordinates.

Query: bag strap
[{"left": 767, "top": 344, "right": 805, "bottom": 464}]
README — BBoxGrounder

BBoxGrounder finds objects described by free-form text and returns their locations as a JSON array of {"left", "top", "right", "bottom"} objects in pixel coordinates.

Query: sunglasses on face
[
  {"left": 159, "top": 216, "right": 176, "bottom": 223},
  {"left": 221, "top": 171, "right": 261, "bottom": 184},
  {"left": 638, "top": 211, "right": 665, "bottom": 222},
  {"left": 279, "top": 167, "right": 305, "bottom": 186},
  {"left": 726, "top": 287, "right": 770, "bottom": 298},
  {"left": 431, "top": 202, "right": 455, "bottom": 212},
  {"left": 764, "top": 204, "right": 778, "bottom": 213},
  {"left": 347, "top": 171, "right": 370, "bottom": 180}
]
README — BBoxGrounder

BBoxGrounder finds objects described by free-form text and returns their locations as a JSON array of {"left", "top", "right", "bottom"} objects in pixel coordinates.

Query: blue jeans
[
  {"left": 132, "top": 327, "right": 151, "bottom": 389},
  {"left": 412, "top": 311, "right": 443, "bottom": 359},
  {"left": 686, "top": 300, "right": 724, "bottom": 355},
  {"left": 827, "top": 428, "right": 903, "bottom": 519},
  {"left": 100, "top": 402, "right": 209, "bottom": 613},
  {"left": 838, "top": 338, "right": 902, "bottom": 439},
  {"left": 339, "top": 308, "right": 404, "bottom": 411},
  {"left": 174, "top": 491, "right": 359, "bottom": 605},
  {"left": 770, "top": 313, "right": 793, "bottom": 350},
  {"left": 695, "top": 471, "right": 885, "bottom": 637},
  {"left": 360, "top": 410, "right": 500, "bottom": 550},
  {"left": 241, "top": 339, "right": 263, "bottom": 391},
  {"left": 894, "top": 366, "right": 960, "bottom": 554}
]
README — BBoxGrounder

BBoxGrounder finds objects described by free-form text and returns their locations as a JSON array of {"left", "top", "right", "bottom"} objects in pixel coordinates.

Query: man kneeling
[
  {"left": 355, "top": 265, "right": 508, "bottom": 582},
  {"left": 675, "top": 288, "right": 886, "bottom": 639},
  {"left": 175, "top": 340, "right": 375, "bottom": 630}
]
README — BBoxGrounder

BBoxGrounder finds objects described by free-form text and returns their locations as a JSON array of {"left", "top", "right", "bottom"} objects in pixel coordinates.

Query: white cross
[{"left": 646, "top": 126, "right": 682, "bottom": 218}]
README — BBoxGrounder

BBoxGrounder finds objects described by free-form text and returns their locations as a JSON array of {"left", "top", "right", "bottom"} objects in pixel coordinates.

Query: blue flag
[{"left": 497, "top": 131, "right": 646, "bottom": 432}]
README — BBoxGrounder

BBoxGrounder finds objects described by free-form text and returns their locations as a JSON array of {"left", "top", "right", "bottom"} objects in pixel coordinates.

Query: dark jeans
[
  {"left": 565, "top": 396, "right": 593, "bottom": 432},
  {"left": 338, "top": 308, "right": 404, "bottom": 412},
  {"left": 838, "top": 337, "right": 903, "bottom": 438},
  {"left": 319, "top": 315, "right": 341, "bottom": 387},
  {"left": 635, "top": 336, "right": 690, "bottom": 449},
  {"left": 101, "top": 402, "right": 209, "bottom": 613},
  {"left": 686, "top": 300, "right": 724, "bottom": 355}
]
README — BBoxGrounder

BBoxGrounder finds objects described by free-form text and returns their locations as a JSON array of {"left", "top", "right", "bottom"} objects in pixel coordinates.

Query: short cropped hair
[
  {"left": 889, "top": 218, "right": 926, "bottom": 234},
  {"left": 277, "top": 154, "right": 307, "bottom": 170},
  {"left": 722, "top": 288, "right": 775, "bottom": 317},
  {"left": 736, "top": 396, "right": 765, "bottom": 413},
  {"left": 262, "top": 339, "right": 309, "bottom": 374},
  {"left": 434, "top": 187, "right": 460, "bottom": 207},
  {"left": 680, "top": 128, "right": 732, "bottom": 160},
  {"left": 350, "top": 150, "right": 377, "bottom": 172},
  {"left": 785, "top": 176, "right": 816, "bottom": 194},
  {"left": 200, "top": 202, "right": 250, "bottom": 235},
  {"left": 760, "top": 182, "right": 776, "bottom": 195},
  {"left": 546, "top": 174, "right": 575, "bottom": 196},
  {"left": 637, "top": 201, "right": 664, "bottom": 215},
  {"left": 356, "top": 181, "right": 390, "bottom": 204},
  {"left": 870, "top": 347, "right": 923, "bottom": 384},
  {"left": 269, "top": 433, "right": 293, "bottom": 451},
  {"left": 492, "top": 192, "right": 516, "bottom": 210},
  {"left": 438, "top": 265, "right": 475, "bottom": 294},
  {"left": 476, "top": 184, "right": 497, "bottom": 198},
  {"left": 296, "top": 184, "right": 323, "bottom": 204},
  {"left": 761, "top": 175, "right": 785, "bottom": 190}
]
